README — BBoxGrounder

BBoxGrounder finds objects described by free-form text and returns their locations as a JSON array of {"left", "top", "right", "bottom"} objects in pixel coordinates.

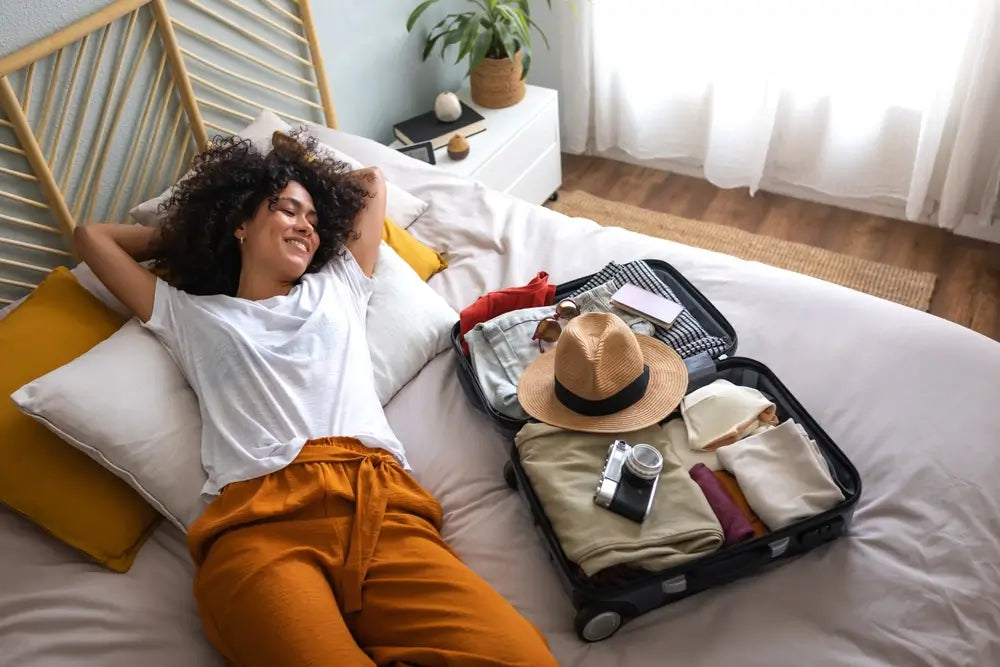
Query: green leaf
[
  {"left": 406, "top": 0, "right": 439, "bottom": 32},
  {"left": 442, "top": 25, "right": 465, "bottom": 46},
  {"left": 498, "top": 24, "right": 518, "bottom": 60},
  {"left": 455, "top": 15, "right": 481, "bottom": 64},
  {"left": 496, "top": 5, "right": 530, "bottom": 41},
  {"left": 524, "top": 15, "right": 550, "bottom": 50},
  {"left": 422, "top": 31, "right": 444, "bottom": 60},
  {"left": 423, "top": 14, "right": 462, "bottom": 59},
  {"left": 442, "top": 15, "right": 470, "bottom": 56},
  {"left": 520, "top": 41, "right": 533, "bottom": 78},
  {"left": 500, "top": 10, "right": 531, "bottom": 60},
  {"left": 442, "top": 14, "right": 469, "bottom": 43},
  {"left": 512, "top": 8, "right": 530, "bottom": 36},
  {"left": 467, "top": 32, "right": 492, "bottom": 76}
]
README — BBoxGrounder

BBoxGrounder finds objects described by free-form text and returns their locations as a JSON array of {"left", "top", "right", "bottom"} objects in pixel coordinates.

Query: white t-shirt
[{"left": 141, "top": 252, "right": 408, "bottom": 496}]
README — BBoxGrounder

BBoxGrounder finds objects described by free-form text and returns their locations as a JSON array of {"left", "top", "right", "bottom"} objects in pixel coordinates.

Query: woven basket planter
[{"left": 470, "top": 50, "right": 526, "bottom": 108}]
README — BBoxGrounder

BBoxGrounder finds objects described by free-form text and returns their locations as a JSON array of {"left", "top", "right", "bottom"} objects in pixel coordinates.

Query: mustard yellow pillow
[
  {"left": 382, "top": 217, "right": 447, "bottom": 280},
  {"left": 0, "top": 267, "right": 160, "bottom": 572}
]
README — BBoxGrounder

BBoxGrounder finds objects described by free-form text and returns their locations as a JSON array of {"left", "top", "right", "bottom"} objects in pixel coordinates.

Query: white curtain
[{"left": 554, "top": 0, "right": 1000, "bottom": 230}]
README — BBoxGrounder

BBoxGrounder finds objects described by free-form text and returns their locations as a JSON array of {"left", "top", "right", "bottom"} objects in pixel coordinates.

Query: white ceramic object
[{"left": 434, "top": 91, "right": 462, "bottom": 122}]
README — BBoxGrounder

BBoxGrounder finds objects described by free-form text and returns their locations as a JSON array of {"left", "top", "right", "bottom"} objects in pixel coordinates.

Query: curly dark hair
[{"left": 151, "top": 131, "right": 369, "bottom": 296}]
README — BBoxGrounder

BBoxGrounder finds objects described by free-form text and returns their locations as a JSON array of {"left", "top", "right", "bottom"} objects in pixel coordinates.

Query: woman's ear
[{"left": 234, "top": 222, "right": 247, "bottom": 245}]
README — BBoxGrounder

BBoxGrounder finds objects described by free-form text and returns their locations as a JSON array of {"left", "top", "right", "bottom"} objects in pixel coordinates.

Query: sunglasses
[{"left": 531, "top": 299, "right": 582, "bottom": 352}]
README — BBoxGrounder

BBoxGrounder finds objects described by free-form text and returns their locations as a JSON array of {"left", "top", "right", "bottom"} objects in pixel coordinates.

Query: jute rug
[{"left": 551, "top": 189, "right": 937, "bottom": 311}]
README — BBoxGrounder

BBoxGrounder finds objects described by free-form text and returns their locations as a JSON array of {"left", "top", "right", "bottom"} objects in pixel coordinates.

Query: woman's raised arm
[{"left": 73, "top": 223, "right": 159, "bottom": 322}]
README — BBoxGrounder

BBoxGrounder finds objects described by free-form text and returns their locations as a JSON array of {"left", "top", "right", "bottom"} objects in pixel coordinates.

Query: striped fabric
[{"left": 566, "top": 261, "right": 729, "bottom": 359}]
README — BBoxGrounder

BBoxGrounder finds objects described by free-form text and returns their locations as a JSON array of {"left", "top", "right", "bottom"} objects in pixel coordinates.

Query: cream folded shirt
[
  {"left": 515, "top": 422, "right": 724, "bottom": 576},
  {"left": 716, "top": 420, "right": 845, "bottom": 530},
  {"left": 680, "top": 379, "right": 778, "bottom": 451}
]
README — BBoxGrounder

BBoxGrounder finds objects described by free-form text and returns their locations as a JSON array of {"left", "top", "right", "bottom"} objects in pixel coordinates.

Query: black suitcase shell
[{"left": 451, "top": 260, "right": 862, "bottom": 642}]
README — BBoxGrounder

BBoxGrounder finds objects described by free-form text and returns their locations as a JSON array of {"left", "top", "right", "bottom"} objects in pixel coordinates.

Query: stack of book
[{"left": 393, "top": 101, "right": 486, "bottom": 150}]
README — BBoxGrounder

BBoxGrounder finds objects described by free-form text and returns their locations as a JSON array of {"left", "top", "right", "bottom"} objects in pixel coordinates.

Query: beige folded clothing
[
  {"left": 680, "top": 379, "right": 779, "bottom": 451},
  {"left": 716, "top": 420, "right": 845, "bottom": 530},
  {"left": 515, "top": 422, "right": 724, "bottom": 576}
]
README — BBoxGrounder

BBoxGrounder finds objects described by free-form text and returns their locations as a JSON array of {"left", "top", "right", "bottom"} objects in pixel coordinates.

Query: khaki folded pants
[
  {"left": 516, "top": 423, "right": 724, "bottom": 576},
  {"left": 187, "top": 437, "right": 556, "bottom": 667}
]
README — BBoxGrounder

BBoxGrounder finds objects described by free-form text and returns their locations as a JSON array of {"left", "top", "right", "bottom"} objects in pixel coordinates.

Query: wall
[
  {"left": 521, "top": 1, "right": 568, "bottom": 104},
  {"left": 0, "top": 0, "right": 470, "bottom": 143},
  {"left": 311, "top": 1, "right": 469, "bottom": 142}
]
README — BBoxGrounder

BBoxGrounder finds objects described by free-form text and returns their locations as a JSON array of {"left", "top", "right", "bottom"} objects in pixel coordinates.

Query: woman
[{"left": 75, "top": 133, "right": 556, "bottom": 667}]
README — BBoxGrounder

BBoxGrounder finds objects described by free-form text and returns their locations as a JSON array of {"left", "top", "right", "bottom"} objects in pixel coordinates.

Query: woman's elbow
[
  {"left": 356, "top": 166, "right": 383, "bottom": 180},
  {"left": 354, "top": 166, "right": 385, "bottom": 195},
  {"left": 72, "top": 224, "right": 92, "bottom": 258}
]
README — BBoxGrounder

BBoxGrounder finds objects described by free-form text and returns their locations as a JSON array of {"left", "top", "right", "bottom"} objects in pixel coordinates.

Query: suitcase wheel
[
  {"left": 503, "top": 461, "right": 518, "bottom": 490},
  {"left": 574, "top": 606, "right": 624, "bottom": 642}
]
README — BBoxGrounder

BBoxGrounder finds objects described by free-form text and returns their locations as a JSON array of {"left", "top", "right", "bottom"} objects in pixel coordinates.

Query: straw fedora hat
[{"left": 517, "top": 312, "right": 688, "bottom": 433}]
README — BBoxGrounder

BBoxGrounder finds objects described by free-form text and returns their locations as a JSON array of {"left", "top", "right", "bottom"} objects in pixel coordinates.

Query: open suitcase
[{"left": 450, "top": 260, "right": 863, "bottom": 642}]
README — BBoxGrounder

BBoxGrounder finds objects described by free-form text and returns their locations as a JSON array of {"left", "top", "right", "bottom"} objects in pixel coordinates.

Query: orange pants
[{"left": 186, "top": 438, "right": 556, "bottom": 667}]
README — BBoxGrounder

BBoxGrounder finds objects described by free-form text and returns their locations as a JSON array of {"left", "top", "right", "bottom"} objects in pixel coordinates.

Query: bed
[{"left": 3, "top": 3, "right": 1000, "bottom": 666}]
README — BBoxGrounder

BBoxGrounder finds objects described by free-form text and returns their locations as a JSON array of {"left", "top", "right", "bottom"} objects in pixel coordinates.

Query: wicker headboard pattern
[{"left": 0, "top": 0, "right": 335, "bottom": 305}]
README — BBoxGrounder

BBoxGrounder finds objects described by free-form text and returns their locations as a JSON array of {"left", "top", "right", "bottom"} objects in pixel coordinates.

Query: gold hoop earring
[{"left": 238, "top": 236, "right": 245, "bottom": 246}]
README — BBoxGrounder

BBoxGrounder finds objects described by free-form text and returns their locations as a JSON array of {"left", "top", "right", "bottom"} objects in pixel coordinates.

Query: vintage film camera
[{"left": 593, "top": 440, "right": 663, "bottom": 523}]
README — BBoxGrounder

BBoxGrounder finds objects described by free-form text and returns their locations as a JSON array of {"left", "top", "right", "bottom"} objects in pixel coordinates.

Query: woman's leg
[
  {"left": 194, "top": 522, "right": 375, "bottom": 667},
  {"left": 350, "top": 510, "right": 558, "bottom": 667}
]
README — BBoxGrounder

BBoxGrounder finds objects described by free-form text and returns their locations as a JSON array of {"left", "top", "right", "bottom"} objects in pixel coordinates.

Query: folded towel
[
  {"left": 681, "top": 379, "right": 779, "bottom": 451},
  {"left": 689, "top": 463, "right": 754, "bottom": 544},
  {"left": 516, "top": 422, "right": 724, "bottom": 576},
  {"left": 716, "top": 420, "right": 845, "bottom": 530}
]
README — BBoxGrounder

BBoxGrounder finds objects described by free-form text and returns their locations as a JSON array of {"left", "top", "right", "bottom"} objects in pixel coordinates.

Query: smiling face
[{"left": 235, "top": 181, "right": 319, "bottom": 285}]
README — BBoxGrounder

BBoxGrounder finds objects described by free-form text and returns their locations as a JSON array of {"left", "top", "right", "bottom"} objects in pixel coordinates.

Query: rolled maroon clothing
[{"left": 689, "top": 463, "right": 754, "bottom": 544}]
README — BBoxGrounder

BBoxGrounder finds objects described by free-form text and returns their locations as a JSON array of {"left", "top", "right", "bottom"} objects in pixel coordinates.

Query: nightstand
[{"left": 390, "top": 84, "right": 562, "bottom": 205}]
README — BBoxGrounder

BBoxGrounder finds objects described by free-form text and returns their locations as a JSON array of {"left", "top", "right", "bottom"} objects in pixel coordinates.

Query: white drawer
[
  {"left": 473, "top": 99, "right": 559, "bottom": 194},
  {"left": 506, "top": 143, "right": 562, "bottom": 205}
]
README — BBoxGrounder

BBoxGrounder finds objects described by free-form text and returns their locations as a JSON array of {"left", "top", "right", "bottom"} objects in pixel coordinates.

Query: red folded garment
[{"left": 459, "top": 271, "right": 556, "bottom": 355}]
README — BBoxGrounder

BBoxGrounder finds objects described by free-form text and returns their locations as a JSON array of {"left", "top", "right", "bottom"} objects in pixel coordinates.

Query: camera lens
[{"left": 624, "top": 444, "right": 663, "bottom": 480}]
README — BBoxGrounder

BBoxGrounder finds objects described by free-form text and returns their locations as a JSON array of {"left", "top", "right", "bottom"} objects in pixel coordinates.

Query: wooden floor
[{"left": 561, "top": 154, "right": 1000, "bottom": 342}]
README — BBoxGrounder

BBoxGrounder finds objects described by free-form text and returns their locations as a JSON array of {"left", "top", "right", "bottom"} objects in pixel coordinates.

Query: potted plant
[{"left": 406, "top": 0, "right": 553, "bottom": 109}]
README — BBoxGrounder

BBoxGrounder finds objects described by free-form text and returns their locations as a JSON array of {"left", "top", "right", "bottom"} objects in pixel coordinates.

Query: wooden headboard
[{"left": 0, "top": 0, "right": 335, "bottom": 305}]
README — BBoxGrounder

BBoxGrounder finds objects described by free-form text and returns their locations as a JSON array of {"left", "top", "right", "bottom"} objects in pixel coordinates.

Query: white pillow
[
  {"left": 12, "top": 244, "right": 456, "bottom": 529},
  {"left": 129, "top": 111, "right": 430, "bottom": 229},
  {"left": 12, "top": 319, "right": 208, "bottom": 530},
  {"left": 368, "top": 242, "right": 458, "bottom": 404}
]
